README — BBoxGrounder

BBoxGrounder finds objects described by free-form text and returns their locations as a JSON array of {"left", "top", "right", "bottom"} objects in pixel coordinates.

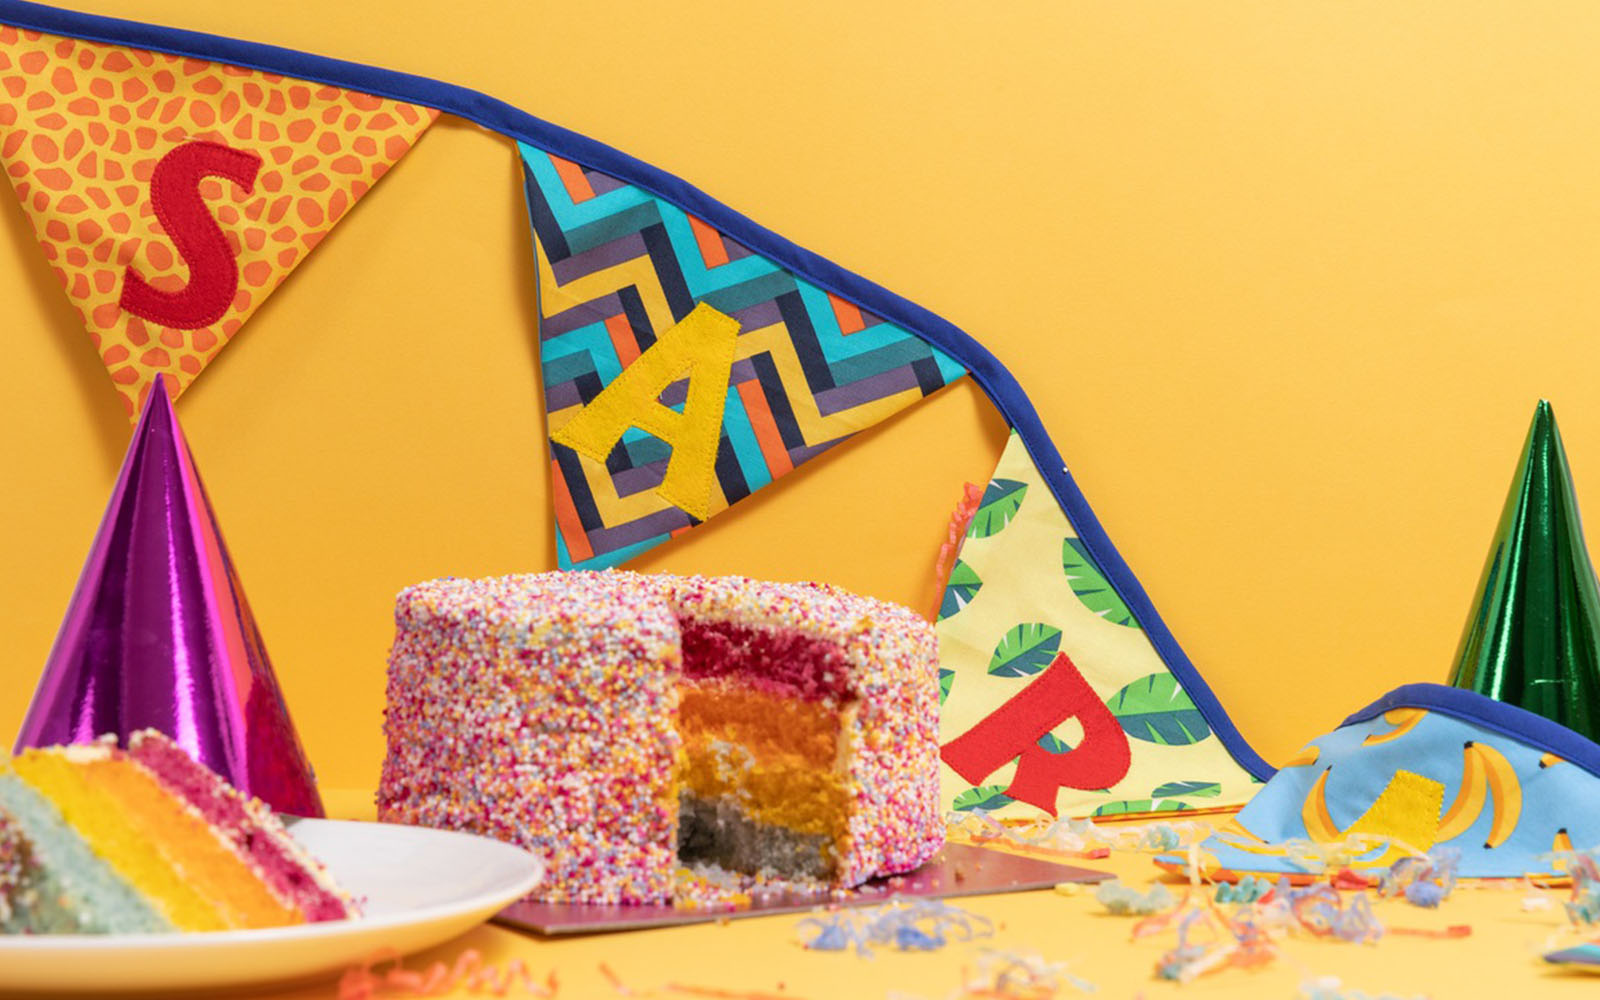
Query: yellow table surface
[{"left": 184, "top": 792, "right": 1595, "bottom": 1000}]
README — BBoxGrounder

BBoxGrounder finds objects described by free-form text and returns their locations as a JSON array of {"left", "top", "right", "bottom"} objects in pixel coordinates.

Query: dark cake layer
[{"left": 676, "top": 796, "right": 833, "bottom": 879}]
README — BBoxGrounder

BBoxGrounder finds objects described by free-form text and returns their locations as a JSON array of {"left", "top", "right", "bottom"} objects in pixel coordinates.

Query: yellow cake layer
[
  {"left": 678, "top": 732, "right": 852, "bottom": 836},
  {"left": 79, "top": 756, "right": 302, "bottom": 929},
  {"left": 677, "top": 676, "right": 854, "bottom": 841},
  {"left": 10, "top": 749, "right": 227, "bottom": 931},
  {"left": 677, "top": 680, "right": 842, "bottom": 769}
]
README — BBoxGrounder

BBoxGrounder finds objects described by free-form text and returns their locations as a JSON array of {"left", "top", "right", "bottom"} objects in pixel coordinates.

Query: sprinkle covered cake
[
  {"left": 376, "top": 571, "right": 943, "bottom": 904},
  {"left": 0, "top": 730, "right": 358, "bottom": 934}
]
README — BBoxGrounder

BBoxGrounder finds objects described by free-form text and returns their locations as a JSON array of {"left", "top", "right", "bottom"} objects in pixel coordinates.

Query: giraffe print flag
[{"left": 0, "top": 24, "right": 436, "bottom": 416}]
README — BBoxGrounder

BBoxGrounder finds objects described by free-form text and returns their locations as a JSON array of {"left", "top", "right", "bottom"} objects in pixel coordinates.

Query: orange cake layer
[
  {"left": 677, "top": 680, "right": 842, "bottom": 769},
  {"left": 78, "top": 757, "right": 300, "bottom": 929},
  {"left": 677, "top": 680, "right": 853, "bottom": 839},
  {"left": 10, "top": 748, "right": 225, "bottom": 931},
  {"left": 677, "top": 740, "right": 853, "bottom": 837}
]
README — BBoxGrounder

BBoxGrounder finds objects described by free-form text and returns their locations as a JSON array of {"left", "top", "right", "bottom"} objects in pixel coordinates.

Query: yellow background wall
[{"left": 4, "top": 1, "right": 1600, "bottom": 792}]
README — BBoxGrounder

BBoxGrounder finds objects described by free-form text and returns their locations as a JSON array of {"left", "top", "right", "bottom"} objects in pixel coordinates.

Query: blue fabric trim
[
  {"left": 0, "top": 0, "right": 1276, "bottom": 783},
  {"left": 1344, "top": 682, "right": 1600, "bottom": 781}
]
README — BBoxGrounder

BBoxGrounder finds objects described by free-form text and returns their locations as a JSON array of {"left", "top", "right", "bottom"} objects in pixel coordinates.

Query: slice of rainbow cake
[{"left": 0, "top": 730, "right": 357, "bottom": 934}]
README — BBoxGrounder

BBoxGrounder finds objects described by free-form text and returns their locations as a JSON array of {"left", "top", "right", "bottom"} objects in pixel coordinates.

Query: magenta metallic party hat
[{"left": 14, "top": 378, "right": 324, "bottom": 816}]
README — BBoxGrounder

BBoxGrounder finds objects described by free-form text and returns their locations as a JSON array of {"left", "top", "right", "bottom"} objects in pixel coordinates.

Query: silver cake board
[{"left": 494, "top": 843, "right": 1110, "bottom": 936}]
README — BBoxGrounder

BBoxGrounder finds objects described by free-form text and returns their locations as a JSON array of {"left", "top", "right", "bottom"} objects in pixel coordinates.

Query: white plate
[{"left": 0, "top": 817, "right": 545, "bottom": 994}]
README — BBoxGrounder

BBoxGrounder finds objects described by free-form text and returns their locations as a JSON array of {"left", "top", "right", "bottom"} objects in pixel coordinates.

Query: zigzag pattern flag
[{"left": 522, "top": 144, "right": 966, "bottom": 569}]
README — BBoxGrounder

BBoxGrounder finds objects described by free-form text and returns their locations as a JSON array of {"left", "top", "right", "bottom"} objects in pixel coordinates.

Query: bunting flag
[
  {"left": 936, "top": 431, "right": 1264, "bottom": 819},
  {"left": 0, "top": 0, "right": 1278, "bottom": 808},
  {"left": 521, "top": 145, "right": 966, "bottom": 568},
  {"left": 0, "top": 24, "right": 436, "bottom": 416}
]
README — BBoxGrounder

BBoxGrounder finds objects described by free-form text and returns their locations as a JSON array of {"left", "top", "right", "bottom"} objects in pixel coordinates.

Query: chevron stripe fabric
[{"left": 521, "top": 144, "right": 967, "bottom": 569}]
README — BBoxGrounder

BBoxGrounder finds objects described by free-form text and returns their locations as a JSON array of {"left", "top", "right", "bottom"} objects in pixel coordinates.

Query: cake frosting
[{"left": 377, "top": 571, "right": 943, "bottom": 904}]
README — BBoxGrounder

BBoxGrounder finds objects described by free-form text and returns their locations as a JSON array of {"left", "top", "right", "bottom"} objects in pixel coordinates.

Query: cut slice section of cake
[
  {"left": 0, "top": 733, "right": 358, "bottom": 934},
  {"left": 9, "top": 744, "right": 227, "bottom": 931},
  {"left": 0, "top": 775, "right": 172, "bottom": 934},
  {"left": 127, "top": 730, "right": 358, "bottom": 923}
]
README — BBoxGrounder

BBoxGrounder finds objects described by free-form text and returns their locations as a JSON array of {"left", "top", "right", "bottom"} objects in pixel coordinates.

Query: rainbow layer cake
[
  {"left": 0, "top": 730, "right": 357, "bottom": 934},
  {"left": 377, "top": 571, "right": 944, "bottom": 904}
]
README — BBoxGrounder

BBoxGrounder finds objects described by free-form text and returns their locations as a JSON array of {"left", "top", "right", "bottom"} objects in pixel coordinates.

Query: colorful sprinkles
[{"left": 376, "top": 571, "right": 942, "bottom": 905}]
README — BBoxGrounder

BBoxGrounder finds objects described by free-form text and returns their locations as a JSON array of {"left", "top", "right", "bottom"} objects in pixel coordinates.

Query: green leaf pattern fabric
[
  {"left": 1036, "top": 731, "right": 1074, "bottom": 754},
  {"left": 1062, "top": 538, "right": 1139, "bottom": 627},
  {"left": 952, "top": 784, "right": 1015, "bottom": 812},
  {"left": 938, "top": 559, "right": 983, "bottom": 622},
  {"left": 1092, "top": 799, "right": 1193, "bottom": 817},
  {"left": 986, "top": 623, "right": 1063, "bottom": 677},
  {"left": 937, "top": 431, "right": 1261, "bottom": 821},
  {"left": 1107, "top": 674, "right": 1213, "bottom": 745},
  {"left": 966, "top": 478, "right": 1028, "bottom": 538},
  {"left": 1151, "top": 781, "right": 1222, "bottom": 799}
]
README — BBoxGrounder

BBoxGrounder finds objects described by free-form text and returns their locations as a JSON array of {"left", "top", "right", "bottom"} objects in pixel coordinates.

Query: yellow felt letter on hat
[{"left": 551, "top": 303, "right": 741, "bottom": 520}]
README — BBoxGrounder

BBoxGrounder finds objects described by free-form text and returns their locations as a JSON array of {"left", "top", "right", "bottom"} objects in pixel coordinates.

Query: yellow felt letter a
[{"left": 551, "top": 303, "right": 741, "bottom": 520}]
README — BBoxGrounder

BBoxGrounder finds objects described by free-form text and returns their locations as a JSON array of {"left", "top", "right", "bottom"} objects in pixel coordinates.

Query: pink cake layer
[
  {"left": 376, "top": 571, "right": 943, "bottom": 904},
  {"left": 679, "top": 619, "right": 853, "bottom": 701},
  {"left": 126, "top": 730, "right": 356, "bottom": 922}
]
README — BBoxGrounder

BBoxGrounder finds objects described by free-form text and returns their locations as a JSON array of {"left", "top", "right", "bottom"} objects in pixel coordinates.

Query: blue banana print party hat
[{"left": 1160, "top": 683, "right": 1600, "bottom": 880}]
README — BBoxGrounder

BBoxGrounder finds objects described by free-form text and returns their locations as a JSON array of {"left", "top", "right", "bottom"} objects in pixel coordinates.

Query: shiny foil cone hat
[
  {"left": 1448, "top": 400, "right": 1600, "bottom": 743},
  {"left": 13, "top": 378, "right": 324, "bottom": 816}
]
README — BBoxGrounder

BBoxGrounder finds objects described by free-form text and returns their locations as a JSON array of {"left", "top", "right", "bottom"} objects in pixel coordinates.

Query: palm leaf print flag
[{"left": 937, "top": 432, "right": 1266, "bottom": 820}]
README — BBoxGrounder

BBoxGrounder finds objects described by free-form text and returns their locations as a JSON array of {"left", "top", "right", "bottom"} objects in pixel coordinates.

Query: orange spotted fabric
[{"left": 0, "top": 25, "right": 438, "bottom": 415}]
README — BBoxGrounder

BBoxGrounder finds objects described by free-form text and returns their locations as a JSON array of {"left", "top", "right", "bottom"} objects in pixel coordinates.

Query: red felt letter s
[{"left": 119, "top": 140, "right": 262, "bottom": 329}]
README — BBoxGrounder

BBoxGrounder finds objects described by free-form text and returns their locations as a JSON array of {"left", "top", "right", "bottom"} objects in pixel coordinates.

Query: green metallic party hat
[{"left": 1449, "top": 400, "right": 1600, "bottom": 741}]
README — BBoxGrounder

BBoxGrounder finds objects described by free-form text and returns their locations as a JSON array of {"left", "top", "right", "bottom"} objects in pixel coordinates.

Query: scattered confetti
[
  {"left": 797, "top": 899, "right": 994, "bottom": 957},
  {"left": 1286, "top": 887, "right": 1383, "bottom": 944},
  {"left": 1551, "top": 849, "right": 1600, "bottom": 925},
  {"left": 1144, "top": 901, "right": 1277, "bottom": 982},
  {"left": 1388, "top": 925, "right": 1471, "bottom": 939},
  {"left": 1117, "top": 874, "right": 1439, "bottom": 984},
  {"left": 1280, "top": 835, "right": 1400, "bottom": 874},
  {"left": 1378, "top": 850, "right": 1460, "bottom": 909},
  {"left": 947, "top": 810, "right": 1212, "bottom": 860},
  {"left": 1213, "top": 875, "right": 1272, "bottom": 904},
  {"left": 1330, "top": 868, "right": 1378, "bottom": 891},
  {"left": 338, "top": 948, "right": 557, "bottom": 999},
  {"left": 1095, "top": 880, "right": 1176, "bottom": 916}
]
